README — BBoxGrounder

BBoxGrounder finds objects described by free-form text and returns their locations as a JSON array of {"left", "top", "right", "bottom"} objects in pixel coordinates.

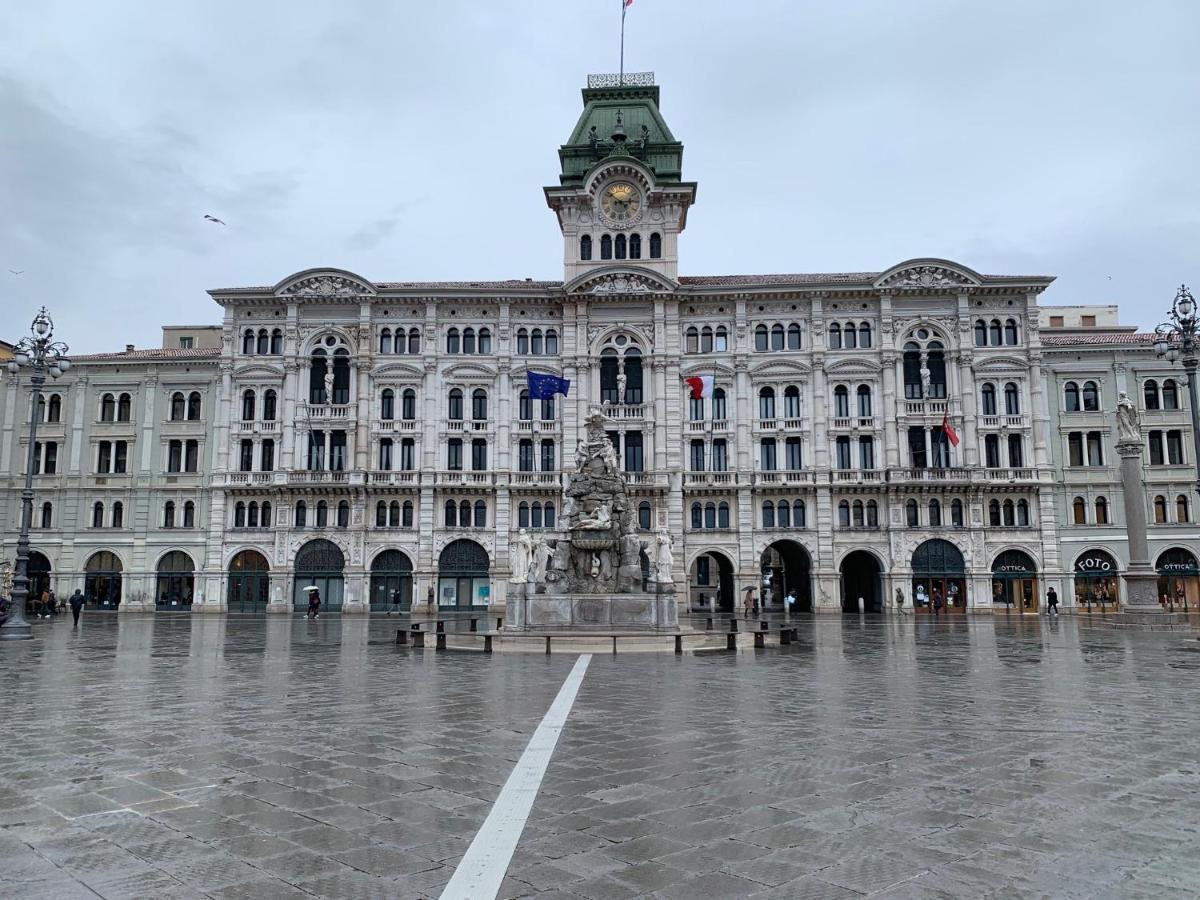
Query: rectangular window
[
  {"left": 98, "top": 441, "right": 112, "bottom": 473},
  {"left": 624, "top": 432, "right": 644, "bottom": 472},
  {"left": 540, "top": 440, "right": 556, "bottom": 472},
  {"left": 690, "top": 440, "right": 705, "bottom": 471},
  {"left": 178, "top": 336, "right": 194, "bottom": 348},
  {"left": 1086, "top": 431, "right": 1103, "bottom": 467},
  {"left": 930, "top": 429, "right": 950, "bottom": 468},
  {"left": 1081, "top": 315, "right": 1096, "bottom": 327},
  {"left": 760, "top": 438, "right": 777, "bottom": 471},
  {"left": 712, "top": 439, "right": 728, "bottom": 472},
  {"left": 114, "top": 441, "right": 128, "bottom": 474},
  {"left": 1068, "top": 432, "right": 1084, "bottom": 467},
  {"left": 518, "top": 440, "right": 533, "bottom": 472},
  {"left": 1049, "top": 316, "right": 1064, "bottom": 327},
  {"left": 785, "top": 437, "right": 802, "bottom": 470},
  {"left": 309, "top": 431, "right": 326, "bottom": 471},
  {"left": 239, "top": 440, "right": 253, "bottom": 472},
  {"left": 379, "top": 438, "right": 393, "bottom": 470},
  {"left": 985, "top": 434, "right": 1001, "bottom": 468},
  {"left": 471, "top": 439, "right": 488, "bottom": 471},
  {"left": 907, "top": 427, "right": 927, "bottom": 468},
  {"left": 1008, "top": 435, "right": 1024, "bottom": 468},
  {"left": 168, "top": 440, "right": 182, "bottom": 473},
  {"left": 329, "top": 431, "right": 347, "bottom": 472},
  {"left": 835, "top": 436, "right": 851, "bottom": 470},
  {"left": 447, "top": 438, "right": 463, "bottom": 471},
  {"left": 859, "top": 437, "right": 874, "bottom": 470},
  {"left": 401, "top": 438, "right": 415, "bottom": 471},
  {"left": 1168, "top": 430, "right": 1184, "bottom": 465},
  {"left": 184, "top": 440, "right": 198, "bottom": 473},
  {"left": 261, "top": 439, "right": 274, "bottom": 472}
]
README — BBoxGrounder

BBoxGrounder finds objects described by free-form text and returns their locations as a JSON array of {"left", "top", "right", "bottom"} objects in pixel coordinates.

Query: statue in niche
[
  {"left": 616, "top": 370, "right": 628, "bottom": 404},
  {"left": 1116, "top": 391, "right": 1141, "bottom": 442}
]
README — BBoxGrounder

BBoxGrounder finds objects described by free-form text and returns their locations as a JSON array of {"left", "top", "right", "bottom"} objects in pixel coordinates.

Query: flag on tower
[
  {"left": 685, "top": 375, "right": 714, "bottom": 399},
  {"left": 941, "top": 413, "right": 960, "bottom": 447},
  {"left": 527, "top": 371, "right": 571, "bottom": 400},
  {"left": 624, "top": 0, "right": 634, "bottom": 9}
]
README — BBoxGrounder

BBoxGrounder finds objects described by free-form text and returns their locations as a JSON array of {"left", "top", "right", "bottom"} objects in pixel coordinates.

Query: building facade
[{"left": 2, "top": 75, "right": 1193, "bottom": 616}]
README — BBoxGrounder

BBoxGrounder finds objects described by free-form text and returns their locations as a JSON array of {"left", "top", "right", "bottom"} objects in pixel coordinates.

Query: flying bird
[
  {"left": 203, "top": 215, "right": 226, "bottom": 225},
  {"left": 8, "top": 269, "right": 23, "bottom": 275}
]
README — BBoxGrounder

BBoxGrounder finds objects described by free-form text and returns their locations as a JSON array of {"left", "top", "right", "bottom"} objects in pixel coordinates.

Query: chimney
[{"left": 125, "top": 344, "right": 135, "bottom": 353}]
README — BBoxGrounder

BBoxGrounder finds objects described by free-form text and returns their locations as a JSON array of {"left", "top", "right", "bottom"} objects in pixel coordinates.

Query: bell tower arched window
[
  {"left": 629, "top": 233, "right": 641, "bottom": 259},
  {"left": 580, "top": 234, "right": 592, "bottom": 260},
  {"left": 649, "top": 232, "right": 661, "bottom": 258},
  {"left": 600, "top": 234, "right": 613, "bottom": 260},
  {"left": 614, "top": 234, "right": 627, "bottom": 259}
]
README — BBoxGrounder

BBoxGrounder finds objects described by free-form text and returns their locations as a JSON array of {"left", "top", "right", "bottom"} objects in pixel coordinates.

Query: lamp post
[
  {"left": 1, "top": 308, "right": 70, "bottom": 641},
  {"left": 1153, "top": 285, "right": 1200, "bottom": 496}
]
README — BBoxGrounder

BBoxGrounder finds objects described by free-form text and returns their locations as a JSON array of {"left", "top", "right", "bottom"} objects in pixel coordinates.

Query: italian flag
[
  {"left": 942, "top": 413, "right": 960, "bottom": 447},
  {"left": 685, "top": 375, "right": 714, "bottom": 399}
]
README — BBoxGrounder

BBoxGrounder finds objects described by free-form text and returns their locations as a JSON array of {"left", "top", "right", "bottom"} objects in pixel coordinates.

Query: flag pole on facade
[{"left": 620, "top": 0, "right": 634, "bottom": 84}]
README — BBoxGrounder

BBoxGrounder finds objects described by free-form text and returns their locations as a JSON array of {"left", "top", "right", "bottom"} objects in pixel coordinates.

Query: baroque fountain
[{"left": 506, "top": 409, "right": 679, "bottom": 631}]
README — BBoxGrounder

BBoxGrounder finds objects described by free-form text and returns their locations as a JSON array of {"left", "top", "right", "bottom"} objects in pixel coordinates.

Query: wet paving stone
[{"left": 1, "top": 614, "right": 1199, "bottom": 897}]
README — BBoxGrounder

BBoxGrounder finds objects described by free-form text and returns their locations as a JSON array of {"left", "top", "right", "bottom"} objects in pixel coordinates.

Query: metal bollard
[
  {"left": 674, "top": 635, "right": 683, "bottom": 655},
  {"left": 726, "top": 632, "right": 737, "bottom": 651},
  {"left": 396, "top": 629, "right": 408, "bottom": 645},
  {"left": 729, "top": 619, "right": 739, "bottom": 633},
  {"left": 436, "top": 632, "right": 446, "bottom": 651},
  {"left": 435, "top": 620, "right": 445, "bottom": 634},
  {"left": 545, "top": 635, "right": 551, "bottom": 655},
  {"left": 705, "top": 617, "right": 713, "bottom": 631},
  {"left": 760, "top": 620, "right": 769, "bottom": 631},
  {"left": 412, "top": 630, "right": 426, "bottom": 648},
  {"left": 469, "top": 618, "right": 478, "bottom": 632},
  {"left": 754, "top": 631, "right": 766, "bottom": 649},
  {"left": 483, "top": 634, "right": 493, "bottom": 654}
]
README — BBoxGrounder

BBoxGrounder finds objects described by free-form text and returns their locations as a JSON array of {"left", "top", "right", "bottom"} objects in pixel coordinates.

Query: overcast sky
[{"left": 3, "top": 0, "right": 1198, "bottom": 353}]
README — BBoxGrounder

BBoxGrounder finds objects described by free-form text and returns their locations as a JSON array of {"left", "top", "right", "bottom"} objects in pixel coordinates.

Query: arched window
[
  {"left": 846, "top": 500, "right": 861, "bottom": 527},
  {"left": 784, "top": 385, "right": 801, "bottom": 418},
  {"left": 1016, "top": 499, "right": 1029, "bottom": 527},
  {"left": 974, "top": 320, "right": 987, "bottom": 347},
  {"left": 531, "top": 329, "right": 544, "bottom": 355},
  {"left": 925, "top": 342, "right": 947, "bottom": 399},
  {"left": 234, "top": 502, "right": 246, "bottom": 528},
  {"left": 1004, "top": 319, "right": 1018, "bottom": 345},
  {"left": 183, "top": 501, "right": 195, "bottom": 527},
  {"left": 843, "top": 321, "right": 857, "bottom": 349},
  {"left": 170, "top": 392, "right": 185, "bottom": 421},
  {"left": 715, "top": 327, "right": 728, "bottom": 352},
  {"left": 546, "top": 329, "right": 559, "bottom": 355},
  {"left": 758, "top": 387, "right": 776, "bottom": 420},
  {"left": 531, "top": 502, "right": 543, "bottom": 529},
  {"left": 795, "top": 499, "right": 806, "bottom": 528},
  {"left": 1003, "top": 500, "right": 1015, "bottom": 527},
  {"left": 164, "top": 501, "right": 175, "bottom": 528},
  {"left": 837, "top": 500, "right": 850, "bottom": 528},
  {"left": 474, "top": 500, "right": 487, "bottom": 528},
  {"left": 448, "top": 388, "right": 463, "bottom": 420},
  {"left": 989, "top": 499, "right": 1002, "bottom": 527},
  {"left": 1064, "top": 382, "right": 1080, "bottom": 412},
  {"left": 36, "top": 501, "right": 51, "bottom": 528},
  {"left": 459, "top": 500, "right": 471, "bottom": 525},
  {"left": 545, "top": 502, "right": 556, "bottom": 528},
  {"left": 247, "top": 502, "right": 259, "bottom": 528},
  {"left": 866, "top": 499, "right": 878, "bottom": 527},
  {"left": 717, "top": 501, "right": 730, "bottom": 529},
  {"left": 638, "top": 501, "right": 652, "bottom": 530},
  {"left": 241, "top": 389, "right": 255, "bottom": 421},
  {"left": 629, "top": 233, "right": 641, "bottom": 259},
  {"left": 516, "top": 329, "right": 529, "bottom": 355},
  {"left": 402, "top": 501, "right": 413, "bottom": 527},
  {"left": 762, "top": 501, "right": 775, "bottom": 528},
  {"left": 649, "top": 232, "right": 662, "bottom": 258},
  {"left": 337, "top": 501, "right": 349, "bottom": 528},
  {"left": 902, "top": 343, "right": 922, "bottom": 400},
  {"left": 989, "top": 319, "right": 1002, "bottom": 346},
  {"left": 445, "top": 500, "right": 458, "bottom": 527},
  {"left": 906, "top": 499, "right": 919, "bottom": 527},
  {"left": 261, "top": 389, "right": 275, "bottom": 421},
  {"left": 518, "top": 501, "right": 531, "bottom": 528},
  {"left": 981, "top": 383, "right": 996, "bottom": 416},
  {"left": 394, "top": 329, "right": 407, "bottom": 354},
  {"left": 754, "top": 325, "right": 768, "bottom": 351},
  {"left": 1072, "top": 496, "right": 1087, "bottom": 524},
  {"left": 1094, "top": 497, "right": 1108, "bottom": 524},
  {"left": 270, "top": 328, "right": 283, "bottom": 354},
  {"left": 92, "top": 501, "right": 104, "bottom": 528},
  {"left": 1082, "top": 381, "right": 1099, "bottom": 411},
  {"left": 690, "top": 502, "right": 702, "bottom": 529},
  {"left": 777, "top": 500, "right": 791, "bottom": 527},
  {"left": 712, "top": 388, "right": 727, "bottom": 420},
  {"left": 600, "top": 234, "right": 613, "bottom": 259},
  {"left": 117, "top": 393, "right": 132, "bottom": 422},
  {"left": 833, "top": 385, "right": 849, "bottom": 418},
  {"left": 479, "top": 328, "right": 492, "bottom": 354},
  {"left": 187, "top": 392, "right": 202, "bottom": 420},
  {"left": 295, "top": 500, "right": 307, "bottom": 527},
  {"left": 388, "top": 501, "right": 400, "bottom": 527},
  {"left": 379, "top": 328, "right": 393, "bottom": 354},
  {"left": 787, "top": 323, "right": 802, "bottom": 350},
  {"left": 857, "top": 385, "right": 872, "bottom": 418},
  {"left": 446, "top": 328, "right": 460, "bottom": 354},
  {"left": 1004, "top": 382, "right": 1020, "bottom": 415},
  {"left": 701, "top": 326, "right": 714, "bottom": 353},
  {"left": 1178, "top": 494, "right": 1191, "bottom": 523},
  {"left": 580, "top": 234, "right": 592, "bottom": 260},
  {"left": 685, "top": 327, "right": 699, "bottom": 353},
  {"left": 316, "top": 500, "right": 328, "bottom": 527},
  {"left": 1154, "top": 495, "right": 1168, "bottom": 523},
  {"left": 1163, "top": 379, "right": 1179, "bottom": 410},
  {"left": 858, "top": 322, "right": 872, "bottom": 348},
  {"left": 381, "top": 389, "right": 395, "bottom": 420},
  {"left": 462, "top": 327, "right": 476, "bottom": 355},
  {"left": 471, "top": 388, "right": 488, "bottom": 421},
  {"left": 614, "top": 234, "right": 626, "bottom": 259},
  {"left": 771, "top": 324, "right": 785, "bottom": 351},
  {"left": 242, "top": 329, "right": 255, "bottom": 354},
  {"left": 828, "top": 323, "right": 842, "bottom": 349},
  {"left": 112, "top": 501, "right": 123, "bottom": 528},
  {"left": 951, "top": 498, "right": 964, "bottom": 526},
  {"left": 408, "top": 328, "right": 421, "bottom": 354},
  {"left": 257, "top": 329, "right": 269, "bottom": 355},
  {"left": 402, "top": 389, "right": 416, "bottom": 420},
  {"left": 929, "top": 499, "right": 942, "bottom": 527},
  {"left": 703, "top": 502, "right": 716, "bottom": 529},
  {"left": 100, "top": 393, "right": 115, "bottom": 421},
  {"left": 376, "top": 501, "right": 387, "bottom": 527}
]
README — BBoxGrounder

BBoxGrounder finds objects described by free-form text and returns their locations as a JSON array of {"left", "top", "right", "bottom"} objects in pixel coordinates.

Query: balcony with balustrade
[
  {"left": 300, "top": 403, "right": 355, "bottom": 422},
  {"left": 684, "top": 470, "right": 737, "bottom": 488},
  {"left": 753, "top": 470, "right": 815, "bottom": 486}
]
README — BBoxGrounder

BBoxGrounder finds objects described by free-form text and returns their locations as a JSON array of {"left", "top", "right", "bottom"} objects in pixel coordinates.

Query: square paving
[{"left": 1, "top": 614, "right": 1199, "bottom": 898}]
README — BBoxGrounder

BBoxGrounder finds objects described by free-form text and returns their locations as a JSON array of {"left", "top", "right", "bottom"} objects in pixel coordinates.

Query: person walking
[
  {"left": 37, "top": 588, "right": 50, "bottom": 619},
  {"left": 48, "top": 589, "right": 58, "bottom": 617},
  {"left": 786, "top": 589, "right": 797, "bottom": 613},
  {"left": 743, "top": 586, "right": 755, "bottom": 619},
  {"left": 1046, "top": 586, "right": 1059, "bottom": 616},
  {"left": 69, "top": 589, "right": 85, "bottom": 626},
  {"left": 306, "top": 588, "right": 321, "bottom": 620},
  {"left": 895, "top": 587, "right": 909, "bottom": 615},
  {"left": 932, "top": 587, "right": 944, "bottom": 618}
]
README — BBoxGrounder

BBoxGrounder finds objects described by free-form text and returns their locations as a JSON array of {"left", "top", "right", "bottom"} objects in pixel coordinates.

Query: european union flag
[{"left": 527, "top": 371, "right": 570, "bottom": 400}]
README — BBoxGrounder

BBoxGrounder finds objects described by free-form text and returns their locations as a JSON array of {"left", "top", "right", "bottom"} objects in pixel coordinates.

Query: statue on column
[
  {"left": 919, "top": 363, "right": 932, "bottom": 399},
  {"left": 616, "top": 368, "right": 628, "bottom": 405},
  {"left": 323, "top": 371, "right": 335, "bottom": 405},
  {"left": 1116, "top": 391, "right": 1141, "bottom": 443}
]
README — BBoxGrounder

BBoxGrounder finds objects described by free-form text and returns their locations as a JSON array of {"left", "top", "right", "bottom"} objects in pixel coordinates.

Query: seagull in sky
[
  {"left": 8, "top": 269, "right": 23, "bottom": 275},
  {"left": 203, "top": 214, "right": 226, "bottom": 225}
]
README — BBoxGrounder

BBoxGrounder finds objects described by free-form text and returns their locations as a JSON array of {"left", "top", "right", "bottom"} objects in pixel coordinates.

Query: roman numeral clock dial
[{"left": 600, "top": 182, "right": 642, "bottom": 223}]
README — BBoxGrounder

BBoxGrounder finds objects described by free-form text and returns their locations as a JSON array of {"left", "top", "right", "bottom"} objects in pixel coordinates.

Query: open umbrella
[{"left": 302, "top": 585, "right": 320, "bottom": 593}]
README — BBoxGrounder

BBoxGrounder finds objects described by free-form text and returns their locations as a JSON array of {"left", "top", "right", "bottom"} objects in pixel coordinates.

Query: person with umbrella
[{"left": 304, "top": 586, "right": 321, "bottom": 619}]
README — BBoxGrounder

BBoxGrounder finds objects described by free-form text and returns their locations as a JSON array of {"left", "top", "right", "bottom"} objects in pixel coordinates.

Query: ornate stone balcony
[{"left": 753, "top": 470, "right": 815, "bottom": 486}]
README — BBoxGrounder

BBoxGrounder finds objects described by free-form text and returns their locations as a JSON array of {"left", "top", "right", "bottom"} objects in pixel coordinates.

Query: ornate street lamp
[
  {"left": 1154, "top": 285, "right": 1200, "bottom": 495},
  {"left": 1, "top": 308, "right": 70, "bottom": 641}
]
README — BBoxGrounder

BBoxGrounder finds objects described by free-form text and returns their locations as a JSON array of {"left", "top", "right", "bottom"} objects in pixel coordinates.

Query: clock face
[{"left": 600, "top": 182, "right": 642, "bottom": 223}]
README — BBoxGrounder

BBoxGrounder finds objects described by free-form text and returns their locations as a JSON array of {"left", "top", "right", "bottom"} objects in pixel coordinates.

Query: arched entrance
[
  {"left": 438, "top": 540, "right": 490, "bottom": 609},
  {"left": 370, "top": 550, "right": 413, "bottom": 612},
  {"left": 293, "top": 539, "right": 345, "bottom": 612},
  {"left": 155, "top": 551, "right": 195, "bottom": 611},
  {"left": 1157, "top": 548, "right": 1200, "bottom": 610},
  {"left": 991, "top": 550, "right": 1039, "bottom": 613},
  {"left": 27, "top": 551, "right": 52, "bottom": 614},
  {"left": 228, "top": 550, "right": 270, "bottom": 614},
  {"left": 911, "top": 539, "right": 965, "bottom": 614},
  {"left": 1074, "top": 549, "right": 1120, "bottom": 612},
  {"left": 84, "top": 551, "right": 122, "bottom": 610},
  {"left": 689, "top": 551, "right": 735, "bottom": 612},
  {"left": 841, "top": 550, "right": 883, "bottom": 614},
  {"left": 761, "top": 540, "right": 812, "bottom": 612}
]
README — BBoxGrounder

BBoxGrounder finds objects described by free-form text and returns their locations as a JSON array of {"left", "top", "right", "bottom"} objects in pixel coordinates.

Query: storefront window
[
  {"left": 991, "top": 550, "right": 1039, "bottom": 612},
  {"left": 1074, "top": 549, "right": 1120, "bottom": 612},
  {"left": 911, "top": 539, "right": 966, "bottom": 613},
  {"left": 1157, "top": 548, "right": 1199, "bottom": 611}
]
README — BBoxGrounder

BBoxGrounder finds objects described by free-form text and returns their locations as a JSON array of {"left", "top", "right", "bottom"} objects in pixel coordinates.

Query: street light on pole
[
  {"left": 1153, "top": 284, "right": 1200, "bottom": 498},
  {"left": 1, "top": 308, "right": 70, "bottom": 641}
]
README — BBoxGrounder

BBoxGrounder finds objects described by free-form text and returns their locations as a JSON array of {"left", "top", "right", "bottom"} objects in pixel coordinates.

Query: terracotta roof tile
[
  {"left": 1042, "top": 332, "right": 1155, "bottom": 346},
  {"left": 70, "top": 348, "right": 220, "bottom": 362}
]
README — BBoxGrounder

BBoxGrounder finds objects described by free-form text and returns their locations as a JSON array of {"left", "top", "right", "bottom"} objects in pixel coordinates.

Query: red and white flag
[
  {"left": 942, "top": 413, "right": 960, "bottom": 447},
  {"left": 685, "top": 375, "right": 714, "bottom": 399},
  {"left": 624, "top": 0, "right": 634, "bottom": 8}
]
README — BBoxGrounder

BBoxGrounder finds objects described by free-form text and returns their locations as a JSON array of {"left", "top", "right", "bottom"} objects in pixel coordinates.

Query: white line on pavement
[{"left": 440, "top": 654, "right": 592, "bottom": 900}]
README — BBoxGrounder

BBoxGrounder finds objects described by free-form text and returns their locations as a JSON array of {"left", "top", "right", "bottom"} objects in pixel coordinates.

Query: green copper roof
[{"left": 556, "top": 83, "right": 684, "bottom": 187}]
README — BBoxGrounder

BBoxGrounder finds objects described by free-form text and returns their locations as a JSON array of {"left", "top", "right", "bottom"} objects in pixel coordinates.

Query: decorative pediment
[
  {"left": 443, "top": 363, "right": 498, "bottom": 380},
  {"left": 512, "top": 363, "right": 565, "bottom": 379},
  {"left": 372, "top": 362, "right": 426, "bottom": 381},
  {"left": 275, "top": 268, "right": 376, "bottom": 298},
  {"left": 749, "top": 360, "right": 811, "bottom": 378},
  {"left": 566, "top": 266, "right": 676, "bottom": 296},
  {"left": 680, "top": 362, "right": 735, "bottom": 378},
  {"left": 231, "top": 364, "right": 284, "bottom": 380},
  {"left": 875, "top": 259, "right": 982, "bottom": 291},
  {"left": 973, "top": 355, "right": 1027, "bottom": 373},
  {"left": 825, "top": 358, "right": 881, "bottom": 375}
]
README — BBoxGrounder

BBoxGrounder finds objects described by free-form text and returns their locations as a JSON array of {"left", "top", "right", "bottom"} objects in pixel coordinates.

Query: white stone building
[{"left": 9, "top": 74, "right": 1189, "bottom": 617}]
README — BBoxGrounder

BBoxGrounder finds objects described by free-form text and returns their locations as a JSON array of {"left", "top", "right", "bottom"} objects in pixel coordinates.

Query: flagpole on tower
[{"left": 620, "top": 0, "right": 627, "bottom": 85}]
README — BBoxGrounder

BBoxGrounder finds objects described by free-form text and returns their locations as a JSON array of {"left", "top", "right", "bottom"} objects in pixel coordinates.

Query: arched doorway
[
  {"left": 438, "top": 540, "right": 490, "bottom": 609},
  {"left": 293, "top": 539, "right": 345, "bottom": 612},
  {"left": 761, "top": 540, "right": 812, "bottom": 612},
  {"left": 689, "top": 551, "right": 735, "bottom": 612},
  {"left": 27, "top": 551, "right": 52, "bottom": 614},
  {"left": 1157, "top": 548, "right": 1200, "bottom": 610},
  {"left": 370, "top": 550, "right": 413, "bottom": 612},
  {"left": 1074, "top": 549, "right": 1120, "bottom": 613},
  {"left": 228, "top": 550, "right": 270, "bottom": 614},
  {"left": 991, "top": 550, "right": 1039, "bottom": 614},
  {"left": 155, "top": 551, "right": 195, "bottom": 611},
  {"left": 911, "top": 539, "right": 965, "bottom": 614},
  {"left": 84, "top": 551, "right": 122, "bottom": 610},
  {"left": 841, "top": 550, "right": 883, "bottom": 613}
]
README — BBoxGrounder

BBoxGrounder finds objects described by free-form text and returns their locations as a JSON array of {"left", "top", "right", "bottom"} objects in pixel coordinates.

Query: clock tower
[{"left": 545, "top": 73, "right": 697, "bottom": 292}]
